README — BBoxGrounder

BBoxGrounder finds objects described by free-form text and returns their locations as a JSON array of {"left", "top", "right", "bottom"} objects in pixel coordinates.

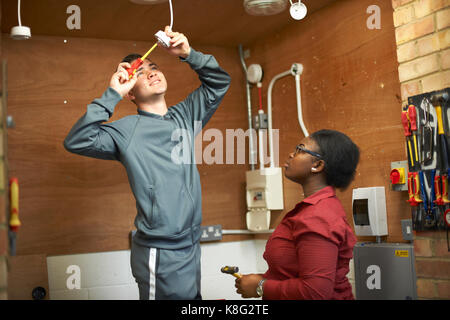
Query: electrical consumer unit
[
  {"left": 352, "top": 187, "right": 388, "bottom": 236},
  {"left": 246, "top": 167, "right": 284, "bottom": 231},
  {"left": 246, "top": 167, "right": 283, "bottom": 210}
]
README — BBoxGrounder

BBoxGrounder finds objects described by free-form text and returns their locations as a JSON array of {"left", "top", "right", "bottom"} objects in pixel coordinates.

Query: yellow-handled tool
[
  {"left": 221, "top": 266, "right": 242, "bottom": 279},
  {"left": 9, "top": 177, "right": 21, "bottom": 256},
  {"left": 9, "top": 178, "right": 20, "bottom": 231},
  {"left": 431, "top": 94, "right": 449, "bottom": 170}
]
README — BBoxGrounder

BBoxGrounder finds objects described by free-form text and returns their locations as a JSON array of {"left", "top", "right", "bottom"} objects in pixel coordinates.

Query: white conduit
[
  {"left": 259, "top": 128, "right": 264, "bottom": 170},
  {"left": 267, "top": 64, "right": 308, "bottom": 168},
  {"left": 295, "top": 73, "right": 309, "bottom": 138},
  {"left": 267, "top": 70, "right": 291, "bottom": 168},
  {"left": 222, "top": 229, "right": 275, "bottom": 235}
]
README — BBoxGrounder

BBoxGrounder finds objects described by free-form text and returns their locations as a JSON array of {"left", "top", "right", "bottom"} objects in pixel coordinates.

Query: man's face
[{"left": 129, "top": 59, "right": 168, "bottom": 102}]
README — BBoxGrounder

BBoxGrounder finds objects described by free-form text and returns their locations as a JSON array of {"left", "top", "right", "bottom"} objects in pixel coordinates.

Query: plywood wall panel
[{"left": 7, "top": 254, "right": 49, "bottom": 300}]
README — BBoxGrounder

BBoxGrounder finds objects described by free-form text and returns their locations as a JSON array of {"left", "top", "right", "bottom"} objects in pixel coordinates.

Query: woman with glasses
[{"left": 235, "top": 129, "right": 360, "bottom": 300}]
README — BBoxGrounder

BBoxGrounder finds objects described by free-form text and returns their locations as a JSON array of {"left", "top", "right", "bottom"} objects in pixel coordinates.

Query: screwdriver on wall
[
  {"left": 408, "top": 105, "right": 420, "bottom": 165},
  {"left": 431, "top": 93, "right": 449, "bottom": 170},
  {"left": 9, "top": 178, "right": 21, "bottom": 256},
  {"left": 401, "top": 108, "right": 415, "bottom": 170}
]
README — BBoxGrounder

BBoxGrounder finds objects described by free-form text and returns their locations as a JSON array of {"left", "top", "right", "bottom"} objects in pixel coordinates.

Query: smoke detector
[
  {"left": 11, "top": 0, "right": 31, "bottom": 40},
  {"left": 129, "top": 0, "right": 167, "bottom": 4},
  {"left": 244, "top": 0, "right": 288, "bottom": 16}
]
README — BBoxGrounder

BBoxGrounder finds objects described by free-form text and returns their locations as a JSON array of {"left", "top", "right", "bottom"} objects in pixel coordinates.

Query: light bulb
[{"left": 290, "top": 1, "right": 307, "bottom": 20}]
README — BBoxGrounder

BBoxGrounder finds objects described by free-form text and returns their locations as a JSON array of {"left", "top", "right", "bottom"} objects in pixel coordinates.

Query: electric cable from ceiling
[
  {"left": 17, "top": 0, "right": 22, "bottom": 26},
  {"left": 168, "top": 0, "right": 173, "bottom": 30}
]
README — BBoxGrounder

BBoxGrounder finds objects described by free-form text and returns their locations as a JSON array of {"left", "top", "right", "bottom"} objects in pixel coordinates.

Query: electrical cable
[
  {"left": 126, "top": 0, "right": 174, "bottom": 78},
  {"left": 168, "top": 0, "right": 173, "bottom": 30},
  {"left": 18, "top": 0, "right": 22, "bottom": 26}
]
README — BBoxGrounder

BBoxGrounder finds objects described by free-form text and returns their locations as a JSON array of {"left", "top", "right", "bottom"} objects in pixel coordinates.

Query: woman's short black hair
[{"left": 310, "top": 129, "right": 360, "bottom": 190}]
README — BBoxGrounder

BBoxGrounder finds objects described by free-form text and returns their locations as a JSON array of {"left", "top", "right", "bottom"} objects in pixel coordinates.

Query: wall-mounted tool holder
[{"left": 405, "top": 87, "right": 450, "bottom": 232}]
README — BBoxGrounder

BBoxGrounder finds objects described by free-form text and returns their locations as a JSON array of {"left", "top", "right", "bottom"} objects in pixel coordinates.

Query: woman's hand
[{"left": 235, "top": 274, "right": 265, "bottom": 298}]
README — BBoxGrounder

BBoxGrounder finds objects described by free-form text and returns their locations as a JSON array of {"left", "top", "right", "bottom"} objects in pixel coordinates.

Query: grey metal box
[{"left": 354, "top": 243, "right": 417, "bottom": 300}]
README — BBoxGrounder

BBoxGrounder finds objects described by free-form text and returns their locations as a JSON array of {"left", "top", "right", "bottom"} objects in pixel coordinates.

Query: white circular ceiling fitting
[{"left": 11, "top": 26, "right": 31, "bottom": 40}]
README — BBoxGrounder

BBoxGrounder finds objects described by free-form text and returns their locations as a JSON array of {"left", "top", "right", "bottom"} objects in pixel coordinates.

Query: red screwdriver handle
[
  {"left": 126, "top": 58, "right": 144, "bottom": 79},
  {"left": 434, "top": 175, "right": 444, "bottom": 206},
  {"left": 412, "top": 172, "right": 422, "bottom": 204},
  {"left": 401, "top": 111, "right": 411, "bottom": 136},
  {"left": 443, "top": 174, "right": 449, "bottom": 203},
  {"left": 408, "top": 105, "right": 417, "bottom": 131}
]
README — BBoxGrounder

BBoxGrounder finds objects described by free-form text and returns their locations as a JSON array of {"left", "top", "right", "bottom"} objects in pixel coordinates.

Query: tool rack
[{"left": 402, "top": 87, "right": 450, "bottom": 232}]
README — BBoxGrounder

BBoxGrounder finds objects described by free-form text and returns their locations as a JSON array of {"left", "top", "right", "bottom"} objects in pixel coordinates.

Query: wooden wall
[
  {"left": 246, "top": 0, "right": 409, "bottom": 243},
  {"left": 4, "top": 0, "right": 408, "bottom": 261}
]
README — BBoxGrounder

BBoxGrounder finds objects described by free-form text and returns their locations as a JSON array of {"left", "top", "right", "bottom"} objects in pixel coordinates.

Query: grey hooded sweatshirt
[{"left": 64, "top": 48, "right": 231, "bottom": 250}]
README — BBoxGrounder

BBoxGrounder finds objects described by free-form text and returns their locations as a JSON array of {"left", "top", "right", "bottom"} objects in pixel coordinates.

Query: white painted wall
[
  {"left": 47, "top": 250, "right": 139, "bottom": 300},
  {"left": 200, "top": 239, "right": 268, "bottom": 300},
  {"left": 46, "top": 239, "right": 355, "bottom": 300}
]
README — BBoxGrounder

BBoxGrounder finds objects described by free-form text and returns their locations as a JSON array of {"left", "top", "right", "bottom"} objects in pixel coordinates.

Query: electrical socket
[
  {"left": 401, "top": 219, "right": 414, "bottom": 241},
  {"left": 200, "top": 224, "right": 222, "bottom": 242}
]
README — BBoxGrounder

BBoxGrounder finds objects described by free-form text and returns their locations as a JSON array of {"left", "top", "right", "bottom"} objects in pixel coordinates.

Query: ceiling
[{"left": 1, "top": 0, "right": 336, "bottom": 46}]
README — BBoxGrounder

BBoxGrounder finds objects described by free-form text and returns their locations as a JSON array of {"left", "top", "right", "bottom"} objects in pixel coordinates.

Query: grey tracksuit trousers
[{"left": 64, "top": 48, "right": 231, "bottom": 299}]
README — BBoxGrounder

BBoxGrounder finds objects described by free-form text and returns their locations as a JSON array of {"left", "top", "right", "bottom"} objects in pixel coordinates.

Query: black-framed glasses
[{"left": 294, "top": 144, "right": 322, "bottom": 159}]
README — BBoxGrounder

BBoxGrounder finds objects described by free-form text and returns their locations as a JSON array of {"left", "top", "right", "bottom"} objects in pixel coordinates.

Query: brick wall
[{"left": 392, "top": 0, "right": 450, "bottom": 299}]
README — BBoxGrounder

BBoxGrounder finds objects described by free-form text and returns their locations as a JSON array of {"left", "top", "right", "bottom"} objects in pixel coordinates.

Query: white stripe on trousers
[{"left": 148, "top": 248, "right": 157, "bottom": 300}]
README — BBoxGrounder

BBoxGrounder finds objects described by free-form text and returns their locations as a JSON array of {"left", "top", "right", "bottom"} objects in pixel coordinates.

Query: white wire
[
  {"left": 169, "top": 0, "right": 173, "bottom": 30},
  {"left": 18, "top": 0, "right": 22, "bottom": 26}
]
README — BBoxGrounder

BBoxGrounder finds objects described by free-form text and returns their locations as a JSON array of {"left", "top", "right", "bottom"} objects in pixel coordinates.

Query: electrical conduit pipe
[
  {"left": 238, "top": 45, "right": 256, "bottom": 171},
  {"left": 267, "top": 63, "right": 308, "bottom": 168}
]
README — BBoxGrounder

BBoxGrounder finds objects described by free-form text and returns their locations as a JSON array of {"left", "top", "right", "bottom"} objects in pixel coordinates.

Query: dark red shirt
[{"left": 262, "top": 186, "right": 357, "bottom": 300}]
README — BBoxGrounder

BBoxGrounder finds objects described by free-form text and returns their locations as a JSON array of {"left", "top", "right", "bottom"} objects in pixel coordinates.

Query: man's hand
[
  {"left": 109, "top": 62, "right": 138, "bottom": 98},
  {"left": 162, "top": 26, "right": 191, "bottom": 59},
  {"left": 235, "top": 274, "right": 265, "bottom": 299}
]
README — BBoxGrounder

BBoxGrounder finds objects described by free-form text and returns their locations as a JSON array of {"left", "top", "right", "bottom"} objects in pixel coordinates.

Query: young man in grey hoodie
[{"left": 64, "top": 27, "right": 231, "bottom": 299}]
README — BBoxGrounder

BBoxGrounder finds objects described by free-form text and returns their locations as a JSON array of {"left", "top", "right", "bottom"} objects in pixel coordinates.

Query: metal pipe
[
  {"left": 267, "top": 70, "right": 291, "bottom": 168},
  {"left": 294, "top": 73, "right": 309, "bottom": 137},
  {"left": 222, "top": 229, "right": 274, "bottom": 235},
  {"left": 238, "top": 45, "right": 256, "bottom": 170}
]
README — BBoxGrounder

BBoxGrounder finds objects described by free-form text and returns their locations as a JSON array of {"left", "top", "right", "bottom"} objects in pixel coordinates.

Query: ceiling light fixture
[
  {"left": 11, "top": 0, "right": 31, "bottom": 40},
  {"left": 243, "top": 0, "right": 288, "bottom": 16}
]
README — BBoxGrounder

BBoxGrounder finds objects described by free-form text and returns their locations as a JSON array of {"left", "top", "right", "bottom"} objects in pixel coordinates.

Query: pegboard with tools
[{"left": 404, "top": 88, "right": 450, "bottom": 233}]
